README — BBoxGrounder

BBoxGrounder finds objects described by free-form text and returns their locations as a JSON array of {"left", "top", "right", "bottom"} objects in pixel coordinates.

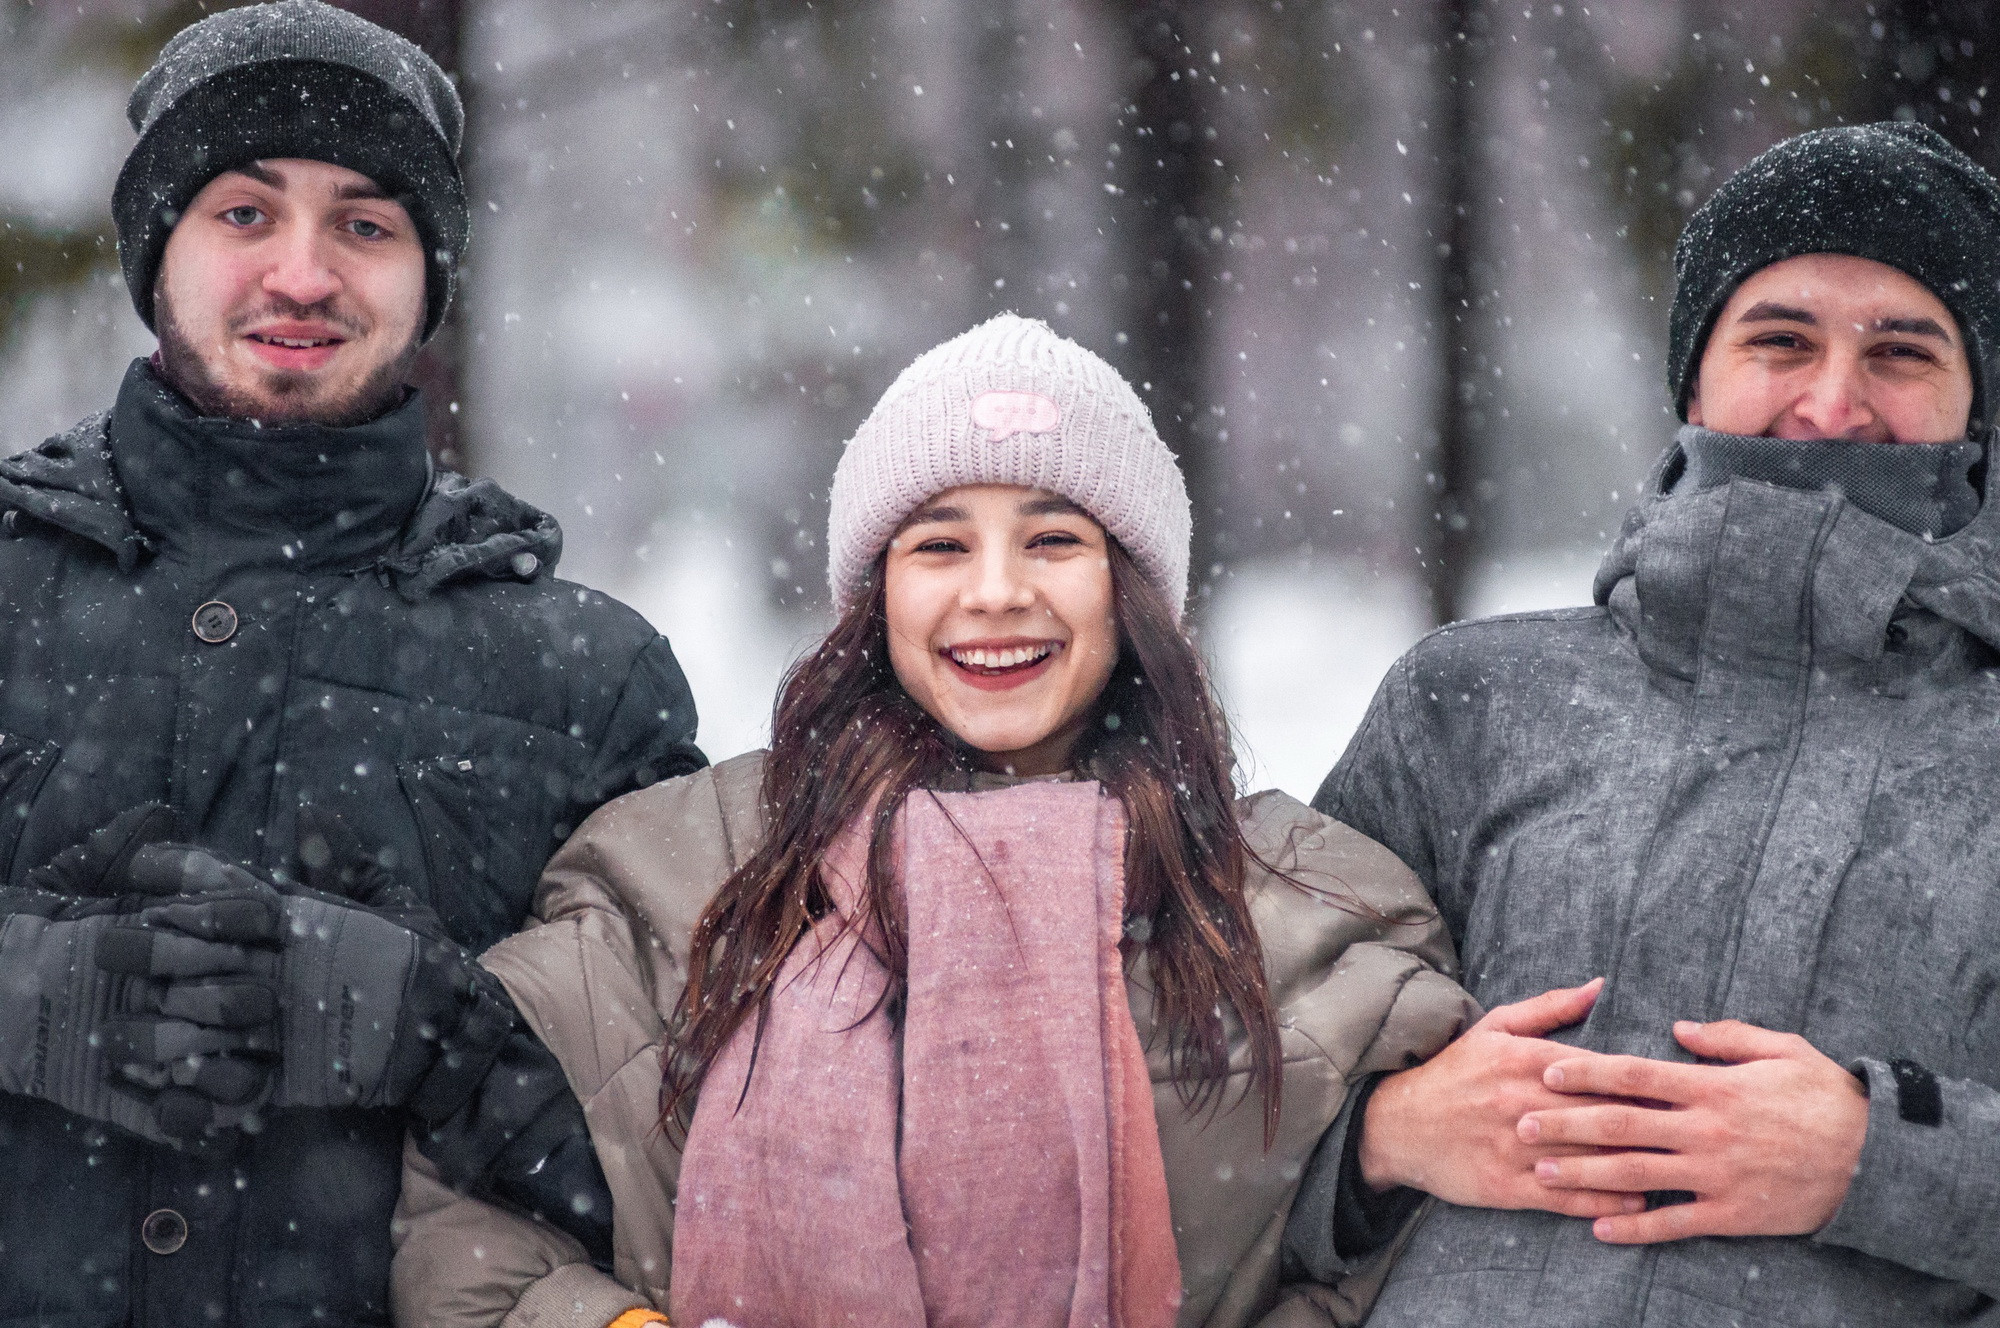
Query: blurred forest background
[{"left": 3, "top": 0, "right": 1995, "bottom": 796}]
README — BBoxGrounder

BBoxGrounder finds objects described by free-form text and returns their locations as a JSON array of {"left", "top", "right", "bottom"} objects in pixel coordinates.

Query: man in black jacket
[{"left": 0, "top": 3, "right": 703, "bottom": 1324}]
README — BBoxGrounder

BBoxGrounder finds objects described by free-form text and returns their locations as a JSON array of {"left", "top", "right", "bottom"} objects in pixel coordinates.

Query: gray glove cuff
[{"left": 276, "top": 897, "right": 419, "bottom": 1109}]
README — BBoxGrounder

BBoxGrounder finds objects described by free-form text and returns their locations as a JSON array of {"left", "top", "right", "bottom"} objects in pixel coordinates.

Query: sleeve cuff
[
  {"left": 1811, "top": 1056, "right": 1993, "bottom": 1287},
  {"left": 1282, "top": 1072, "right": 1422, "bottom": 1283},
  {"left": 1332, "top": 1073, "right": 1424, "bottom": 1260},
  {"left": 500, "top": 1262, "right": 649, "bottom": 1328}
]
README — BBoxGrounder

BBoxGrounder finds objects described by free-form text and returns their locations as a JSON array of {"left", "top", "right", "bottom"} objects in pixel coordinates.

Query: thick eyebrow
[
  {"left": 902, "top": 503, "right": 967, "bottom": 526},
  {"left": 1020, "top": 496, "right": 1089, "bottom": 517},
  {"left": 1876, "top": 315, "right": 1953, "bottom": 343},
  {"left": 335, "top": 179, "right": 393, "bottom": 203},
  {"left": 229, "top": 161, "right": 284, "bottom": 189},
  {"left": 1736, "top": 301, "right": 1817, "bottom": 325},
  {"left": 220, "top": 163, "right": 391, "bottom": 205}
]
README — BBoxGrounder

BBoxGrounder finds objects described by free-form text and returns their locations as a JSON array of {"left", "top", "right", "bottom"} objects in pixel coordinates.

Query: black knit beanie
[
  {"left": 1668, "top": 122, "right": 2000, "bottom": 431},
  {"left": 113, "top": 0, "right": 468, "bottom": 343}
]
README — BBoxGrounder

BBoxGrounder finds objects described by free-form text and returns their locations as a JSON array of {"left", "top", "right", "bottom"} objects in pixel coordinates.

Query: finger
[
  {"left": 1544, "top": 1053, "right": 1707, "bottom": 1104},
  {"left": 49, "top": 804, "right": 183, "bottom": 896},
  {"left": 1591, "top": 1199, "right": 1721, "bottom": 1245},
  {"left": 136, "top": 894, "right": 283, "bottom": 945},
  {"left": 147, "top": 978, "right": 278, "bottom": 1028},
  {"left": 1519, "top": 1104, "right": 1697, "bottom": 1152},
  {"left": 126, "top": 845, "right": 268, "bottom": 897},
  {"left": 108, "top": 1017, "right": 276, "bottom": 1064},
  {"left": 99, "top": 929, "right": 276, "bottom": 979},
  {"left": 171, "top": 1053, "right": 269, "bottom": 1104},
  {"left": 1513, "top": 1188, "right": 1649, "bottom": 1220},
  {"left": 1534, "top": 1151, "right": 1691, "bottom": 1194},
  {"left": 1477, "top": 978, "right": 1606, "bottom": 1039},
  {"left": 1672, "top": 1018, "right": 1809, "bottom": 1065}
]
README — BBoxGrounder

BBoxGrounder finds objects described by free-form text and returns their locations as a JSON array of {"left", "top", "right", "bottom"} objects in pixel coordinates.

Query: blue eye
[{"left": 224, "top": 206, "right": 264, "bottom": 226}]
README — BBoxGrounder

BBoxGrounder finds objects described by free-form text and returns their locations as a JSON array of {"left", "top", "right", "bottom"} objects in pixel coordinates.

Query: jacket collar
[
  {"left": 1595, "top": 424, "right": 2000, "bottom": 679},
  {"left": 0, "top": 359, "right": 564, "bottom": 597},
  {"left": 106, "top": 358, "right": 432, "bottom": 572}
]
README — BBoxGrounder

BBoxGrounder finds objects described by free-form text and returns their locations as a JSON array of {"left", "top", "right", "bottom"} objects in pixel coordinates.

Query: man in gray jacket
[{"left": 1297, "top": 122, "right": 2000, "bottom": 1325}]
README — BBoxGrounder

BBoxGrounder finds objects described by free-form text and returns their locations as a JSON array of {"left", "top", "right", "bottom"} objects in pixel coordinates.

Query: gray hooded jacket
[{"left": 1312, "top": 427, "right": 2000, "bottom": 1327}]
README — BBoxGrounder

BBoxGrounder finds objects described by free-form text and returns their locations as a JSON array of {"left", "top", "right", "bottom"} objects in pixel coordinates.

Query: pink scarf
[{"left": 670, "top": 781, "right": 1182, "bottom": 1328}]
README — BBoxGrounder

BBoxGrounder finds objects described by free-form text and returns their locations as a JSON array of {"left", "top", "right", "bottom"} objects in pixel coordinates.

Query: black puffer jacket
[{"left": 0, "top": 361, "right": 703, "bottom": 1328}]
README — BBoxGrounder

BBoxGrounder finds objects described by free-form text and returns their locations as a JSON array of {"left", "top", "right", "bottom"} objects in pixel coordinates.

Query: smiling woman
[
  {"left": 883, "top": 485, "right": 1119, "bottom": 775},
  {"left": 393, "top": 314, "right": 1485, "bottom": 1328}
]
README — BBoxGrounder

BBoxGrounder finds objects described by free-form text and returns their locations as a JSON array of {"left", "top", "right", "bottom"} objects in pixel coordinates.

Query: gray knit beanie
[
  {"left": 826, "top": 315, "right": 1192, "bottom": 619},
  {"left": 114, "top": 0, "right": 468, "bottom": 342}
]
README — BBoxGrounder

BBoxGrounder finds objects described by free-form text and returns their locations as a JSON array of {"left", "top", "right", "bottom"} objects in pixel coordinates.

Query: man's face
[
  {"left": 154, "top": 158, "right": 426, "bottom": 427},
  {"left": 1689, "top": 253, "right": 1975, "bottom": 443}
]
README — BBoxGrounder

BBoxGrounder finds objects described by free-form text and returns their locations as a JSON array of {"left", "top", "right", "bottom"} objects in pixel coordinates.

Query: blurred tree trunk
[
  {"left": 1103, "top": 2, "right": 1223, "bottom": 614},
  {"left": 334, "top": 0, "right": 474, "bottom": 471},
  {"left": 1421, "top": 0, "right": 1485, "bottom": 628},
  {"left": 973, "top": 0, "right": 1033, "bottom": 311},
  {"left": 1859, "top": 3, "right": 2000, "bottom": 170}
]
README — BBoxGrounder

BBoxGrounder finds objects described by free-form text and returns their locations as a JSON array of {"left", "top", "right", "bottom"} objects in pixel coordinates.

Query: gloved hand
[
  {"left": 103, "top": 837, "right": 515, "bottom": 1123},
  {"left": 0, "top": 807, "right": 278, "bottom": 1145}
]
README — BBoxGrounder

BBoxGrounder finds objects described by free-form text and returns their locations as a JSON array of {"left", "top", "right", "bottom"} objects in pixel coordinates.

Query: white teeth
[
  {"left": 260, "top": 336, "right": 331, "bottom": 348},
  {"left": 949, "top": 643, "right": 1056, "bottom": 670}
]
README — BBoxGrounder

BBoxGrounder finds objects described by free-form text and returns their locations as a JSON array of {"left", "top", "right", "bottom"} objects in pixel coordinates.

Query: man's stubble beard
[{"left": 154, "top": 284, "right": 420, "bottom": 429}]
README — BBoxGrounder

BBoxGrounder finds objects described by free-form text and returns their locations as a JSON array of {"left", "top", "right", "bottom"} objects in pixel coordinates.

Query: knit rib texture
[{"left": 826, "top": 314, "right": 1192, "bottom": 619}]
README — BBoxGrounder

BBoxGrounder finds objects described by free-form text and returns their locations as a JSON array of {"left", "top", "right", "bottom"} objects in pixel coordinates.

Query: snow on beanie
[
  {"left": 1669, "top": 121, "right": 2000, "bottom": 429},
  {"left": 114, "top": 0, "right": 468, "bottom": 342},
  {"left": 826, "top": 314, "right": 1192, "bottom": 620}
]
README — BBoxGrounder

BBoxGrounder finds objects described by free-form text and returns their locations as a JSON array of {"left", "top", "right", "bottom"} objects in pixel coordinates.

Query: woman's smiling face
[{"left": 883, "top": 483, "right": 1119, "bottom": 776}]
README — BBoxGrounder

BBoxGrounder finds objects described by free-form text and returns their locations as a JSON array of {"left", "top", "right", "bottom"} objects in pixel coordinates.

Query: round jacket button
[
  {"left": 141, "top": 1207, "right": 188, "bottom": 1255},
  {"left": 191, "top": 601, "right": 239, "bottom": 644}
]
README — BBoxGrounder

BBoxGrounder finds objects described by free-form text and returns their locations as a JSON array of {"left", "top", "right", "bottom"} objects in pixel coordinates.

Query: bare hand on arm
[
  {"left": 1523, "top": 1018, "right": 1869, "bottom": 1243},
  {"left": 1359, "top": 977, "right": 1646, "bottom": 1220}
]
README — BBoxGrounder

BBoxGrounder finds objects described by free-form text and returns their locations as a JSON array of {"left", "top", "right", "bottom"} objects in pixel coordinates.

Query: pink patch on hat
[{"left": 972, "top": 390, "right": 1061, "bottom": 440}]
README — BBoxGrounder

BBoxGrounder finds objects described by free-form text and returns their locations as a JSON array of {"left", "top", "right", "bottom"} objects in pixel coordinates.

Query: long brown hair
[{"left": 664, "top": 539, "right": 1288, "bottom": 1143}]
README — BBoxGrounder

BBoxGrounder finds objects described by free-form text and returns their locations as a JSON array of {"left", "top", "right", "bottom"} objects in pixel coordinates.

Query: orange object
[{"left": 606, "top": 1309, "right": 668, "bottom": 1328}]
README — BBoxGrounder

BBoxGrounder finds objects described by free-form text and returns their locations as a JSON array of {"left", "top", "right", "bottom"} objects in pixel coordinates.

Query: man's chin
[
  {"left": 230, "top": 367, "right": 385, "bottom": 428},
  {"left": 162, "top": 351, "right": 414, "bottom": 429}
]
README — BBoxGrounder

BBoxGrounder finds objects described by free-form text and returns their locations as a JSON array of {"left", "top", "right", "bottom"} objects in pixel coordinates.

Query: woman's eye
[
  {"left": 1028, "top": 531, "right": 1084, "bottom": 549},
  {"left": 223, "top": 205, "right": 265, "bottom": 227},
  {"left": 912, "top": 538, "right": 964, "bottom": 554}
]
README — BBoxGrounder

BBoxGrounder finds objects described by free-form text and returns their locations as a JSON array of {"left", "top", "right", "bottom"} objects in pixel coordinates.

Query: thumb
[
  {"left": 1478, "top": 977, "right": 1606, "bottom": 1038},
  {"left": 1672, "top": 1017, "right": 1801, "bottom": 1063}
]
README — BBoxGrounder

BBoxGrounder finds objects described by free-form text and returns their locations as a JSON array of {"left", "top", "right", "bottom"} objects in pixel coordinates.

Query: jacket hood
[
  {"left": 0, "top": 362, "right": 560, "bottom": 599},
  {"left": 1596, "top": 423, "right": 2000, "bottom": 658}
]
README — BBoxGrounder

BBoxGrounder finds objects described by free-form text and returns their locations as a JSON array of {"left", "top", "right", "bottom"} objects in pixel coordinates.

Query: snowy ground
[{"left": 619, "top": 541, "right": 1607, "bottom": 804}]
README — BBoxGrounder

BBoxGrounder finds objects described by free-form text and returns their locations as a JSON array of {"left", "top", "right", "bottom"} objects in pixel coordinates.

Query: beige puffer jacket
[{"left": 392, "top": 752, "right": 1475, "bottom": 1328}]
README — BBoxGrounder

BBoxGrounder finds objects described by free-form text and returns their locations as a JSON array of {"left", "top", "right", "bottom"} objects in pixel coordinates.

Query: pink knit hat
[{"left": 826, "top": 314, "right": 1192, "bottom": 619}]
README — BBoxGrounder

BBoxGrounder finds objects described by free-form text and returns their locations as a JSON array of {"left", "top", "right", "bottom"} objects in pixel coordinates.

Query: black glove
[
  {"left": 22, "top": 803, "right": 179, "bottom": 897},
  {"left": 104, "top": 842, "right": 515, "bottom": 1120},
  {"left": 0, "top": 808, "right": 277, "bottom": 1144}
]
